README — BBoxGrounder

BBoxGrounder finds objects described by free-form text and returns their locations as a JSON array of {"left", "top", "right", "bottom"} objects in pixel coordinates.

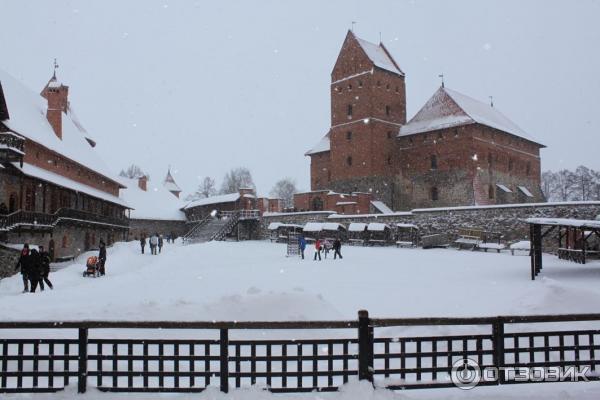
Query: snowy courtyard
[
  {"left": 2, "top": 240, "right": 600, "bottom": 322},
  {"left": 2, "top": 241, "right": 600, "bottom": 399}
]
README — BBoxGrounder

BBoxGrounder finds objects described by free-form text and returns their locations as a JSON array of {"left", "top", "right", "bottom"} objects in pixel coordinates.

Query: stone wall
[
  {"left": 262, "top": 202, "right": 600, "bottom": 244},
  {"left": 128, "top": 219, "right": 188, "bottom": 241},
  {"left": 0, "top": 245, "right": 20, "bottom": 279}
]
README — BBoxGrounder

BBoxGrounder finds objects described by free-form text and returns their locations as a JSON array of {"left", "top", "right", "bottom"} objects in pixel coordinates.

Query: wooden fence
[{"left": 1, "top": 311, "right": 600, "bottom": 393}]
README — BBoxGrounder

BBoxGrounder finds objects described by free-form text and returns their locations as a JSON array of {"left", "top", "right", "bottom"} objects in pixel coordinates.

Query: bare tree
[
  {"left": 574, "top": 165, "right": 594, "bottom": 201},
  {"left": 541, "top": 170, "right": 555, "bottom": 201},
  {"left": 119, "top": 164, "right": 148, "bottom": 180},
  {"left": 186, "top": 177, "right": 217, "bottom": 201},
  {"left": 270, "top": 178, "right": 298, "bottom": 208},
  {"left": 554, "top": 169, "right": 577, "bottom": 201},
  {"left": 220, "top": 167, "right": 255, "bottom": 194}
]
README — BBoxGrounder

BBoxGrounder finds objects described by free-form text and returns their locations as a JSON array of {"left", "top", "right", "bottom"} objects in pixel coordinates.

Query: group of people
[
  {"left": 298, "top": 237, "right": 343, "bottom": 261},
  {"left": 139, "top": 233, "right": 172, "bottom": 255},
  {"left": 14, "top": 244, "right": 53, "bottom": 293}
]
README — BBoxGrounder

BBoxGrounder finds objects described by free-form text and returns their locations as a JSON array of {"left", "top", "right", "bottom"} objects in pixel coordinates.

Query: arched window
[
  {"left": 431, "top": 187, "right": 439, "bottom": 201},
  {"left": 312, "top": 197, "right": 324, "bottom": 211},
  {"left": 430, "top": 155, "right": 438, "bottom": 170},
  {"left": 346, "top": 156, "right": 353, "bottom": 166},
  {"left": 489, "top": 185, "right": 495, "bottom": 199}
]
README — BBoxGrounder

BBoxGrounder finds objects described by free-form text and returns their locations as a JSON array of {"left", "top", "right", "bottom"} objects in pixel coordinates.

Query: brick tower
[{"left": 306, "top": 31, "right": 406, "bottom": 207}]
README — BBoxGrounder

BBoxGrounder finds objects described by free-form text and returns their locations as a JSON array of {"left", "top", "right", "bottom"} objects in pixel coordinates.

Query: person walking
[
  {"left": 313, "top": 239, "right": 322, "bottom": 261},
  {"left": 323, "top": 239, "right": 332, "bottom": 259},
  {"left": 333, "top": 237, "right": 343, "bottom": 260},
  {"left": 140, "top": 236, "right": 146, "bottom": 254},
  {"left": 28, "top": 248, "right": 43, "bottom": 293},
  {"left": 98, "top": 240, "right": 107, "bottom": 275},
  {"left": 298, "top": 236, "right": 306, "bottom": 259},
  {"left": 38, "top": 245, "right": 53, "bottom": 290},
  {"left": 150, "top": 234, "right": 158, "bottom": 255},
  {"left": 158, "top": 235, "right": 164, "bottom": 254},
  {"left": 14, "top": 244, "right": 31, "bottom": 293}
]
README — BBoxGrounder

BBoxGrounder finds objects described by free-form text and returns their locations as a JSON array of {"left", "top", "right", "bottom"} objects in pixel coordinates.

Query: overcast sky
[{"left": 1, "top": 0, "right": 599, "bottom": 197}]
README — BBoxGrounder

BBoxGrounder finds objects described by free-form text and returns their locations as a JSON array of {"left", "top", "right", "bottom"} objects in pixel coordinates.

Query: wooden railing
[
  {"left": 1, "top": 311, "right": 599, "bottom": 394},
  {"left": 0, "top": 208, "right": 129, "bottom": 231}
]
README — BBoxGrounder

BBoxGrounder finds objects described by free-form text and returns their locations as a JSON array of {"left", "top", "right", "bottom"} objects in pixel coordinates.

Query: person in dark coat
[
  {"left": 38, "top": 245, "right": 53, "bottom": 290},
  {"left": 14, "top": 244, "right": 30, "bottom": 293},
  {"left": 158, "top": 235, "right": 164, "bottom": 253},
  {"left": 333, "top": 238, "right": 343, "bottom": 260},
  {"left": 298, "top": 236, "right": 306, "bottom": 259},
  {"left": 98, "top": 240, "right": 107, "bottom": 276},
  {"left": 28, "top": 248, "right": 43, "bottom": 293},
  {"left": 140, "top": 236, "right": 146, "bottom": 254}
]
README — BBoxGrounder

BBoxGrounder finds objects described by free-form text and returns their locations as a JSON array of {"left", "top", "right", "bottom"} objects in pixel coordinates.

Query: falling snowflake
[{"left": 483, "top": 43, "right": 492, "bottom": 51}]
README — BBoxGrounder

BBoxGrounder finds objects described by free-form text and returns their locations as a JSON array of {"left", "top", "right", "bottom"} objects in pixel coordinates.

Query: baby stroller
[{"left": 83, "top": 256, "right": 100, "bottom": 277}]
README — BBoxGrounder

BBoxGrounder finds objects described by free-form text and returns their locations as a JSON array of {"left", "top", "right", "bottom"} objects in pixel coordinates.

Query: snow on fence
[{"left": 2, "top": 311, "right": 600, "bottom": 394}]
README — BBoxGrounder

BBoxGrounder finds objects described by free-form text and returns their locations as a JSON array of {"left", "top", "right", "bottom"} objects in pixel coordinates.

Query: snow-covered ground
[
  {"left": 2, "top": 240, "right": 600, "bottom": 321},
  {"left": 2, "top": 240, "right": 600, "bottom": 399}
]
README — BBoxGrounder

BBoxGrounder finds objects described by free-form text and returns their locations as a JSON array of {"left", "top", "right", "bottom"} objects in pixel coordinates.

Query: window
[
  {"left": 346, "top": 131, "right": 352, "bottom": 140},
  {"left": 489, "top": 185, "right": 495, "bottom": 199},
  {"left": 409, "top": 137, "right": 413, "bottom": 144},
  {"left": 454, "top": 129, "right": 459, "bottom": 138},
  {"left": 358, "top": 80, "right": 363, "bottom": 88},
  {"left": 526, "top": 162, "right": 531, "bottom": 176},
  {"left": 430, "top": 154, "right": 438, "bottom": 170},
  {"left": 386, "top": 84, "right": 390, "bottom": 91},
  {"left": 385, "top": 105, "right": 391, "bottom": 116},
  {"left": 395, "top": 86, "right": 399, "bottom": 93},
  {"left": 347, "top": 104, "right": 353, "bottom": 118},
  {"left": 336, "top": 86, "right": 342, "bottom": 93},
  {"left": 387, "top": 155, "right": 392, "bottom": 165},
  {"left": 346, "top": 156, "right": 353, "bottom": 166},
  {"left": 438, "top": 132, "right": 443, "bottom": 139},
  {"left": 377, "top": 80, "right": 381, "bottom": 87},
  {"left": 431, "top": 187, "right": 439, "bottom": 201},
  {"left": 312, "top": 197, "right": 324, "bottom": 211},
  {"left": 387, "top": 131, "right": 392, "bottom": 139},
  {"left": 348, "top": 83, "right": 352, "bottom": 90}
]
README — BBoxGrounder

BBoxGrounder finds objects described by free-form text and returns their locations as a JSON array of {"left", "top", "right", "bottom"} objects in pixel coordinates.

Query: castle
[{"left": 304, "top": 31, "right": 545, "bottom": 212}]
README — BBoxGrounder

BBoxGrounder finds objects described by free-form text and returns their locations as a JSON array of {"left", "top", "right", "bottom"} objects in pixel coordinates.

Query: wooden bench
[
  {"left": 478, "top": 243, "right": 506, "bottom": 253},
  {"left": 509, "top": 241, "right": 530, "bottom": 255},
  {"left": 455, "top": 228, "right": 485, "bottom": 250}
]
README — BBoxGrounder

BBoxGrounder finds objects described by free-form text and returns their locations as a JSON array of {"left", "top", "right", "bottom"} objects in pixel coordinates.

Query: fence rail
[{"left": 1, "top": 311, "right": 600, "bottom": 394}]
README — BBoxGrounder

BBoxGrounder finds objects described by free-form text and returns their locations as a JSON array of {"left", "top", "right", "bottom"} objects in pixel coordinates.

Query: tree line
[
  {"left": 542, "top": 166, "right": 600, "bottom": 202},
  {"left": 120, "top": 164, "right": 298, "bottom": 208}
]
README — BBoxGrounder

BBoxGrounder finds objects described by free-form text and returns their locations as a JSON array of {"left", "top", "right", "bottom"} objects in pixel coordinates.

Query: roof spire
[
  {"left": 489, "top": 95, "right": 494, "bottom": 107},
  {"left": 351, "top": 21, "right": 356, "bottom": 32},
  {"left": 438, "top": 73, "right": 444, "bottom": 88},
  {"left": 379, "top": 31, "right": 382, "bottom": 44},
  {"left": 52, "top": 58, "right": 59, "bottom": 80}
]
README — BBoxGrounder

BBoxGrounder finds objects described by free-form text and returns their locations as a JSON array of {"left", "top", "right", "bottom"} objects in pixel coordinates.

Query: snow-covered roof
[
  {"left": 118, "top": 177, "right": 186, "bottom": 220},
  {"left": 303, "top": 222, "right": 323, "bottom": 232},
  {"left": 305, "top": 132, "right": 330, "bottom": 156},
  {"left": 348, "top": 222, "right": 367, "bottom": 232},
  {"left": 496, "top": 184, "right": 512, "bottom": 193},
  {"left": 267, "top": 222, "right": 303, "bottom": 230},
  {"left": 367, "top": 222, "right": 390, "bottom": 232},
  {"left": 163, "top": 169, "right": 181, "bottom": 193},
  {"left": 0, "top": 68, "right": 123, "bottom": 186},
  {"left": 518, "top": 186, "right": 534, "bottom": 197},
  {"left": 183, "top": 193, "right": 240, "bottom": 210},
  {"left": 355, "top": 37, "right": 404, "bottom": 76},
  {"left": 399, "top": 87, "right": 542, "bottom": 145},
  {"left": 13, "top": 162, "right": 129, "bottom": 208},
  {"left": 397, "top": 223, "right": 418, "bottom": 229},
  {"left": 371, "top": 200, "right": 393, "bottom": 214},
  {"left": 323, "top": 222, "right": 345, "bottom": 231},
  {"left": 526, "top": 218, "right": 600, "bottom": 229}
]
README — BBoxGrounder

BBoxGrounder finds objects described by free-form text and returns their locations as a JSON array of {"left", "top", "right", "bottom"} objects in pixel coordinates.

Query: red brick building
[
  {"left": 306, "top": 31, "right": 545, "bottom": 211},
  {"left": 0, "top": 68, "right": 129, "bottom": 259}
]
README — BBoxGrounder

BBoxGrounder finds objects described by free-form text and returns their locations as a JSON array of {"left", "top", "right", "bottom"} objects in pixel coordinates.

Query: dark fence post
[
  {"left": 220, "top": 328, "right": 229, "bottom": 393},
  {"left": 78, "top": 327, "right": 88, "bottom": 393},
  {"left": 492, "top": 317, "right": 505, "bottom": 385},
  {"left": 358, "top": 310, "right": 374, "bottom": 383}
]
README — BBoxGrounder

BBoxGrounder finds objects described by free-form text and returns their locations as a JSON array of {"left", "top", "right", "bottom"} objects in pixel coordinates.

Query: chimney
[
  {"left": 42, "top": 79, "right": 69, "bottom": 140},
  {"left": 138, "top": 175, "right": 148, "bottom": 191}
]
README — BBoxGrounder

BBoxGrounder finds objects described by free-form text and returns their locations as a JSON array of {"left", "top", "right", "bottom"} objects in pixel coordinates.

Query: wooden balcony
[
  {"left": 0, "top": 208, "right": 129, "bottom": 232},
  {"left": 0, "top": 131, "right": 25, "bottom": 166}
]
